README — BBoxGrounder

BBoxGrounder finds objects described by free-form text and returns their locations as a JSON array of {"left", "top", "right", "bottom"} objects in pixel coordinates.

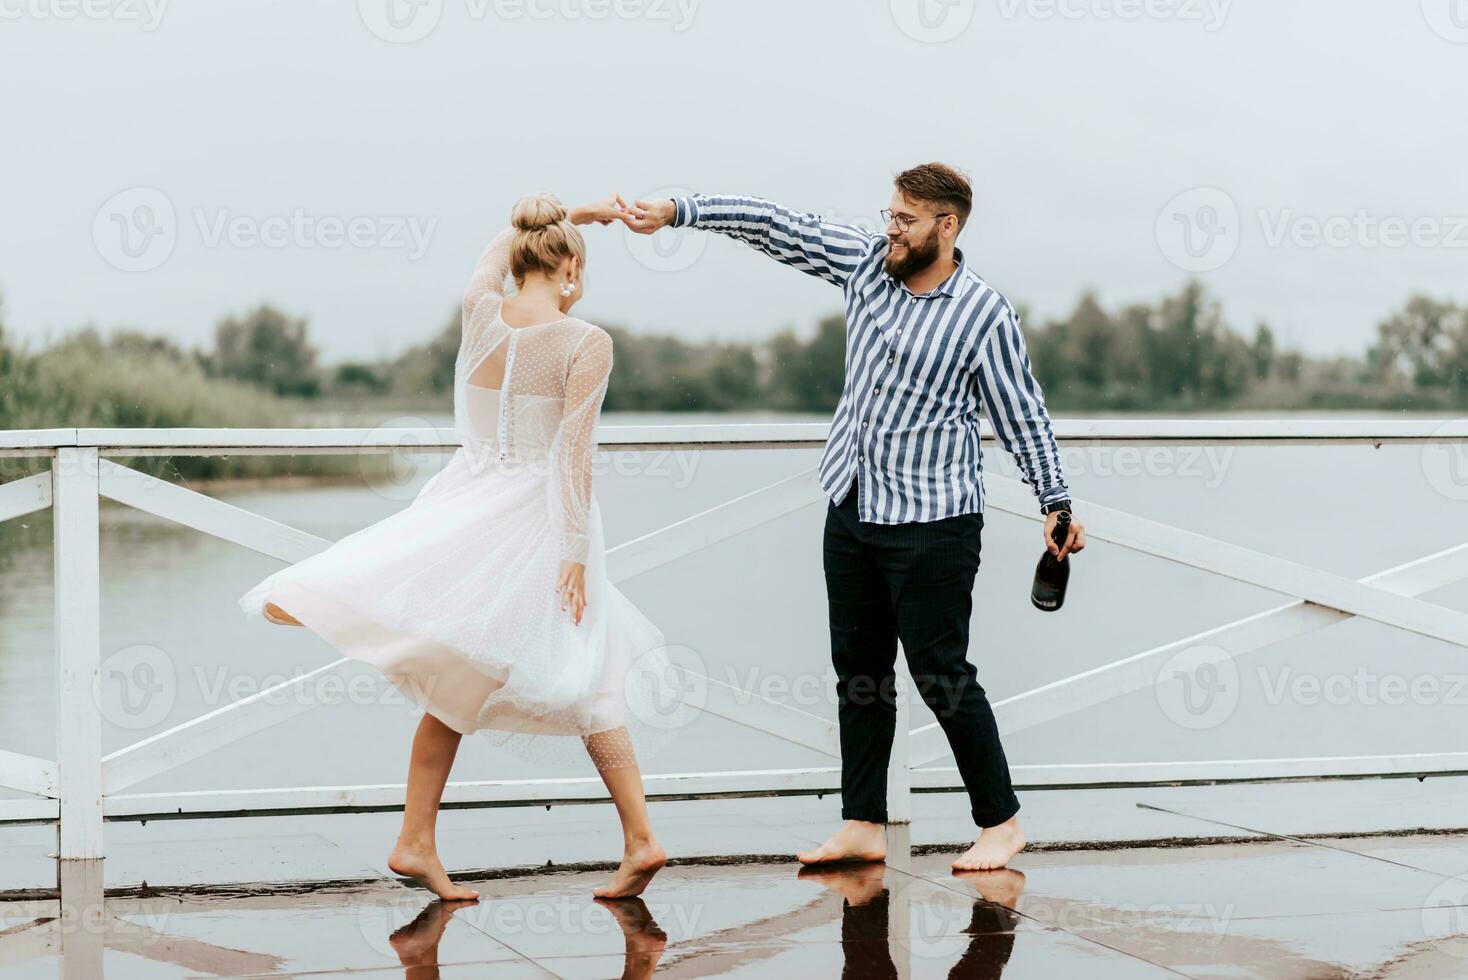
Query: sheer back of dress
[{"left": 454, "top": 227, "right": 613, "bottom": 564}]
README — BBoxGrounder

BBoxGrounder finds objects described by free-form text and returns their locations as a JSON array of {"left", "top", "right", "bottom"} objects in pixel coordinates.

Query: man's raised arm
[{"left": 627, "top": 194, "right": 879, "bottom": 288}]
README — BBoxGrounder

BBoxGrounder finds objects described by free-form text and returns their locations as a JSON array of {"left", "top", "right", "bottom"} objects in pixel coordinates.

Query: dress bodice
[{"left": 464, "top": 382, "right": 564, "bottom": 462}]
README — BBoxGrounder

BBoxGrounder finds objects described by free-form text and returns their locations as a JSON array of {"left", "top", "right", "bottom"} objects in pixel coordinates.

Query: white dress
[{"left": 238, "top": 227, "right": 681, "bottom": 770}]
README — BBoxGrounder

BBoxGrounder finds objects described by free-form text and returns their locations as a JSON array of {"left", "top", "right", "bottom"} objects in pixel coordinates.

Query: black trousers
[{"left": 823, "top": 477, "right": 1020, "bottom": 828}]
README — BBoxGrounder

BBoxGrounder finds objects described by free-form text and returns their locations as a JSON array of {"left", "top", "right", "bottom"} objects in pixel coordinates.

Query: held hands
[
  {"left": 569, "top": 194, "right": 635, "bottom": 227},
  {"left": 1046, "top": 512, "right": 1087, "bottom": 561},
  {"left": 558, "top": 559, "right": 587, "bottom": 626},
  {"left": 568, "top": 195, "right": 675, "bottom": 234}
]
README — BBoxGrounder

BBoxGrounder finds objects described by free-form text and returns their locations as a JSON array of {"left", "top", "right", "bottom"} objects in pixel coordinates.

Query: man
[{"left": 624, "top": 163, "right": 1086, "bottom": 871}]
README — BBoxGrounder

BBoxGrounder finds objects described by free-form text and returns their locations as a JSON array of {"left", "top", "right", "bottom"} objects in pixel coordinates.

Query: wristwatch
[{"left": 1040, "top": 499, "right": 1073, "bottom": 516}]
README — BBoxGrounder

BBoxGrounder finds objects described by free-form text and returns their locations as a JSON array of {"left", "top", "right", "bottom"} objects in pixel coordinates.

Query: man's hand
[
  {"left": 621, "top": 199, "right": 677, "bottom": 235},
  {"left": 570, "top": 194, "right": 633, "bottom": 227},
  {"left": 1045, "top": 513, "right": 1086, "bottom": 561}
]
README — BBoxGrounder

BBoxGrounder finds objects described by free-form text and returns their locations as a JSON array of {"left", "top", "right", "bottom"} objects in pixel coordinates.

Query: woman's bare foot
[
  {"left": 595, "top": 897, "right": 667, "bottom": 979},
  {"left": 263, "top": 601, "right": 302, "bottom": 627},
  {"left": 593, "top": 838, "right": 666, "bottom": 899},
  {"left": 796, "top": 819, "right": 887, "bottom": 865},
  {"left": 951, "top": 815, "right": 1026, "bottom": 871},
  {"left": 388, "top": 898, "right": 479, "bottom": 963},
  {"left": 387, "top": 840, "right": 480, "bottom": 900}
]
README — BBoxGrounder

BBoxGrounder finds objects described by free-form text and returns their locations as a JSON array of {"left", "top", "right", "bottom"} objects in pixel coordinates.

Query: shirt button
[
  {"left": 858, "top": 454, "right": 865, "bottom": 462},
  {"left": 887, "top": 356, "right": 894, "bottom": 364},
  {"left": 862, "top": 419, "right": 869, "bottom": 428},
  {"left": 873, "top": 385, "right": 880, "bottom": 394}
]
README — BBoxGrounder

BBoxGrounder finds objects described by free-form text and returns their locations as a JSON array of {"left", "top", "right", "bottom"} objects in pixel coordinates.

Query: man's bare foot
[
  {"left": 593, "top": 838, "right": 666, "bottom": 899},
  {"left": 796, "top": 861, "right": 888, "bottom": 905},
  {"left": 951, "top": 815, "right": 1025, "bottom": 871},
  {"left": 387, "top": 841, "right": 480, "bottom": 900},
  {"left": 796, "top": 820, "right": 887, "bottom": 866},
  {"left": 950, "top": 867, "right": 1026, "bottom": 909}
]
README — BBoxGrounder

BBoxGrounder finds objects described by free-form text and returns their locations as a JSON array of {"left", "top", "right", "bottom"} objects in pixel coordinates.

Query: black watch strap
[{"left": 1041, "top": 499, "right": 1073, "bottom": 515}]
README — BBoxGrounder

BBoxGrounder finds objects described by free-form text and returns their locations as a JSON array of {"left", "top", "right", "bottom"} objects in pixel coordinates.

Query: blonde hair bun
[
  {"left": 507, "top": 192, "right": 586, "bottom": 285},
  {"left": 511, "top": 193, "right": 569, "bottom": 232}
]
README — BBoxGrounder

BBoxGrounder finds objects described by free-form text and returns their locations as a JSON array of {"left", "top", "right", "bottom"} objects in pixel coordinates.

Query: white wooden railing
[{"left": 2, "top": 419, "right": 1466, "bottom": 860}]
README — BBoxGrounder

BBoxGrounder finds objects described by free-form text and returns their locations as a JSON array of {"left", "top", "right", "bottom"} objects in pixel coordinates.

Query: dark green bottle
[{"left": 1031, "top": 512, "right": 1072, "bottom": 612}]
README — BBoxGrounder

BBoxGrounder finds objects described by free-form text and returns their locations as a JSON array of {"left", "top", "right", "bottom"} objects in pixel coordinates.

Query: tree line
[{"left": 2, "top": 282, "right": 1466, "bottom": 429}]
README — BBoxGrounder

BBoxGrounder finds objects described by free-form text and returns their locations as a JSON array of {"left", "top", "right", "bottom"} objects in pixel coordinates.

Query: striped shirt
[{"left": 672, "top": 194, "right": 1070, "bottom": 523}]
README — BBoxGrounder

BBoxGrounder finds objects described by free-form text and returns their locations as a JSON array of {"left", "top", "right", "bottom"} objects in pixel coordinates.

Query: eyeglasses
[{"left": 880, "top": 209, "right": 953, "bottom": 233}]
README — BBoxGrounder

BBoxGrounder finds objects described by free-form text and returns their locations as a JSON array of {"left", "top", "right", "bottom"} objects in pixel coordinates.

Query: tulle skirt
[{"left": 238, "top": 444, "right": 682, "bottom": 771}]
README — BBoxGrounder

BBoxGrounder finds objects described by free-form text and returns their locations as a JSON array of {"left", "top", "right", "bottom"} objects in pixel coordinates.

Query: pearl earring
[{"left": 560, "top": 280, "right": 574, "bottom": 297}]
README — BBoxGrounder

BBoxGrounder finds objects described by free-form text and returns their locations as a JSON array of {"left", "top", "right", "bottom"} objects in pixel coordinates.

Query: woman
[{"left": 238, "top": 192, "right": 678, "bottom": 901}]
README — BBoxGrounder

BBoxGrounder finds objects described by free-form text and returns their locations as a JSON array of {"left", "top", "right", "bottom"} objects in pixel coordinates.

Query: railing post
[
  {"left": 54, "top": 446, "right": 104, "bottom": 860},
  {"left": 886, "top": 663, "right": 912, "bottom": 825}
]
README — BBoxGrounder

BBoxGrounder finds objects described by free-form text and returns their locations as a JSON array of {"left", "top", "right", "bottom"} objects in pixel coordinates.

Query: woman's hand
[
  {"left": 570, "top": 194, "right": 632, "bottom": 227},
  {"left": 558, "top": 560, "right": 587, "bottom": 625}
]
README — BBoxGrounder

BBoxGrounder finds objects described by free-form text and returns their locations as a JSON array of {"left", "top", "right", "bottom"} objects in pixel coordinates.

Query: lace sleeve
[
  {"left": 464, "top": 227, "right": 516, "bottom": 325},
  {"left": 556, "top": 326, "right": 613, "bottom": 564}
]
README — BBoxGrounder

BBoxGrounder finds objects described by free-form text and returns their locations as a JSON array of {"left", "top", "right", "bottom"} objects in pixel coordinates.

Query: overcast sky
[{"left": 2, "top": 0, "right": 1464, "bottom": 364}]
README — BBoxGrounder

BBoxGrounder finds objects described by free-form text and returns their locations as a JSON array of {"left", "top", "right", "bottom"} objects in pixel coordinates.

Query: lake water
[{"left": 2, "top": 411, "right": 1464, "bottom": 808}]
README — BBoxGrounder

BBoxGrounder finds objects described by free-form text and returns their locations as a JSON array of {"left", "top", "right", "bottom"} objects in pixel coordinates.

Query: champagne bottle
[{"left": 1031, "top": 512, "right": 1072, "bottom": 612}]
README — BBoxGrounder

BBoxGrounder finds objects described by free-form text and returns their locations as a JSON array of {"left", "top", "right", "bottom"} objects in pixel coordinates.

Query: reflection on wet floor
[{"left": 3, "top": 826, "right": 1468, "bottom": 978}]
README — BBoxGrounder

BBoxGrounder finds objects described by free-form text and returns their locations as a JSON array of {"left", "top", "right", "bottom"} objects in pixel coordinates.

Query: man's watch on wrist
[{"left": 1041, "top": 499, "right": 1073, "bottom": 516}]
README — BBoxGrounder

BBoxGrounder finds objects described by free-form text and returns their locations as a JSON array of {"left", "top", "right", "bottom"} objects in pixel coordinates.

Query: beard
[{"left": 883, "top": 225, "right": 942, "bottom": 280}]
